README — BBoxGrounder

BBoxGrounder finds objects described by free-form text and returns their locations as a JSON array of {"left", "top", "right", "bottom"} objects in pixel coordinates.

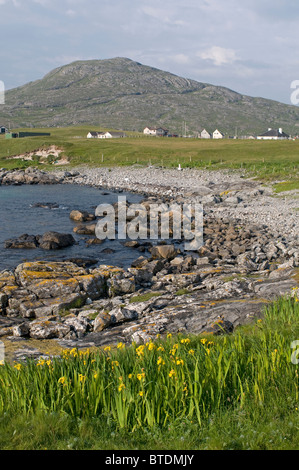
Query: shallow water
[{"left": 0, "top": 183, "right": 144, "bottom": 272}]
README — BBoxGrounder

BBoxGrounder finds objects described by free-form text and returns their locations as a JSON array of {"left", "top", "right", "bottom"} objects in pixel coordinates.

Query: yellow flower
[
  {"left": 79, "top": 374, "right": 86, "bottom": 383},
  {"left": 188, "top": 349, "right": 195, "bottom": 356},
  {"left": 181, "top": 338, "right": 191, "bottom": 344},
  {"left": 118, "top": 383, "right": 126, "bottom": 392},
  {"left": 104, "top": 346, "right": 111, "bottom": 352},
  {"left": 157, "top": 346, "right": 165, "bottom": 352},
  {"left": 137, "top": 372, "right": 145, "bottom": 381},
  {"left": 93, "top": 372, "right": 98, "bottom": 379},
  {"left": 136, "top": 345, "right": 145, "bottom": 357},
  {"left": 201, "top": 338, "right": 207, "bottom": 345},
  {"left": 117, "top": 342, "right": 125, "bottom": 349},
  {"left": 157, "top": 356, "right": 165, "bottom": 366},
  {"left": 128, "top": 373, "right": 133, "bottom": 379},
  {"left": 176, "top": 358, "right": 184, "bottom": 366},
  {"left": 138, "top": 391, "right": 144, "bottom": 397},
  {"left": 14, "top": 363, "right": 22, "bottom": 371},
  {"left": 147, "top": 342, "right": 155, "bottom": 351},
  {"left": 69, "top": 348, "right": 78, "bottom": 357},
  {"left": 58, "top": 376, "right": 66, "bottom": 385},
  {"left": 167, "top": 333, "right": 172, "bottom": 339},
  {"left": 169, "top": 369, "right": 176, "bottom": 378}
]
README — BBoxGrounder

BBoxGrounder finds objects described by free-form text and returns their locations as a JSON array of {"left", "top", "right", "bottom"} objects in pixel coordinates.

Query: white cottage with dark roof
[
  {"left": 200, "top": 129, "right": 211, "bottom": 139},
  {"left": 257, "top": 128, "right": 289, "bottom": 140},
  {"left": 213, "top": 129, "right": 224, "bottom": 139}
]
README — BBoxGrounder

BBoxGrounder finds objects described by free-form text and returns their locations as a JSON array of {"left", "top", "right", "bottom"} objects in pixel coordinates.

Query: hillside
[{"left": 1, "top": 57, "right": 299, "bottom": 135}]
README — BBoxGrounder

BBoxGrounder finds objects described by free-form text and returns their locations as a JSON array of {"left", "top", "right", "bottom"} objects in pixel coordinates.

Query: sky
[{"left": 0, "top": 0, "right": 299, "bottom": 104}]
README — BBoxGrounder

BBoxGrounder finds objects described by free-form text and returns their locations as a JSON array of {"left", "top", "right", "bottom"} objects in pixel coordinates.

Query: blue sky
[{"left": 0, "top": 0, "right": 299, "bottom": 104}]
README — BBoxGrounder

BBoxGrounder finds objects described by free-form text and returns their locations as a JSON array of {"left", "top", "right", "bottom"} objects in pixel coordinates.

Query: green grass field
[
  {"left": 0, "top": 295, "right": 299, "bottom": 450},
  {"left": 0, "top": 126, "right": 298, "bottom": 185}
]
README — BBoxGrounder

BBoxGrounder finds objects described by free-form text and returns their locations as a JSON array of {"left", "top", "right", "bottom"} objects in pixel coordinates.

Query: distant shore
[
  {"left": 58, "top": 166, "right": 299, "bottom": 242},
  {"left": 1, "top": 165, "right": 298, "bottom": 243}
]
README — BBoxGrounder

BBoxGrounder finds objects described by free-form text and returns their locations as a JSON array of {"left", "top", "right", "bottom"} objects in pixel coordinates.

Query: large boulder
[
  {"left": 73, "top": 224, "right": 96, "bottom": 235},
  {"left": 38, "top": 231, "right": 75, "bottom": 250},
  {"left": 150, "top": 244, "right": 179, "bottom": 260},
  {"left": 29, "top": 318, "right": 71, "bottom": 340},
  {"left": 70, "top": 210, "right": 95, "bottom": 222},
  {"left": 5, "top": 234, "right": 39, "bottom": 249}
]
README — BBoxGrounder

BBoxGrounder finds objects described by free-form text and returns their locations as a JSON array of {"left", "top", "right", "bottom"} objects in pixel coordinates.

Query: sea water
[{"left": 0, "top": 183, "right": 144, "bottom": 272}]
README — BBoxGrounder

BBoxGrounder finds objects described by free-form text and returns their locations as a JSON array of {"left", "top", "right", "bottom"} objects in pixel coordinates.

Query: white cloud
[
  {"left": 197, "top": 46, "right": 238, "bottom": 66},
  {"left": 141, "top": 6, "right": 186, "bottom": 26},
  {"left": 66, "top": 9, "right": 76, "bottom": 17},
  {"left": 172, "top": 54, "right": 190, "bottom": 65}
]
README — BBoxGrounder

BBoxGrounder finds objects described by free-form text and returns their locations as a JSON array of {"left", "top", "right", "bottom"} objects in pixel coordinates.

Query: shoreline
[
  {"left": 1, "top": 165, "right": 298, "bottom": 239},
  {"left": 58, "top": 165, "right": 298, "bottom": 242},
  {"left": 0, "top": 166, "right": 298, "bottom": 360}
]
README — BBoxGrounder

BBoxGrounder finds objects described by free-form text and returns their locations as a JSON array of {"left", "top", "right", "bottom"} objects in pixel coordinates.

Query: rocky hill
[{"left": 1, "top": 57, "right": 299, "bottom": 135}]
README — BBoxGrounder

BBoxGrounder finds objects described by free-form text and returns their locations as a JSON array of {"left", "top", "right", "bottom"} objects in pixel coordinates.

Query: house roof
[
  {"left": 258, "top": 128, "right": 289, "bottom": 138},
  {"left": 88, "top": 131, "right": 99, "bottom": 136},
  {"left": 144, "top": 127, "right": 168, "bottom": 132}
]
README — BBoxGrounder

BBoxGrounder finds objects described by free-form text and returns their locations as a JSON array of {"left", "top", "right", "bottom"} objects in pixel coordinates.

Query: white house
[
  {"left": 0, "top": 125, "right": 8, "bottom": 134},
  {"left": 257, "top": 128, "right": 289, "bottom": 140},
  {"left": 200, "top": 129, "right": 211, "bottom": 139},
  {"left": 213, "top": 129, "right": 224, "bottom": 139},
  {"left": 143, "top": 127, "right": 168, "bottom": 137},
  {"left": 87, "top": 131, "right": 100, "bottom": 138},
  {"left": 87, "top": 131, "right": 127, "bottom": 139},
  {"left": 98, "top": 131, "right": 126, "bottom": 139}
]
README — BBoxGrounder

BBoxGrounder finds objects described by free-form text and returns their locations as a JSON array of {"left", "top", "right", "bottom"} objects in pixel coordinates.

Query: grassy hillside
[
  {"left": 1, "top": 57, "right": 299, "bottom": 136},
  {"left": 0, "top": 126, "right": 298, "bottom": 183}
]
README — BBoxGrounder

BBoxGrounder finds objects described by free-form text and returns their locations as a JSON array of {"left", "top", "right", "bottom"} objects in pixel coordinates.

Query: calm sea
[{"left": 0, "top": 184, "right": 144, "bottom": 272}]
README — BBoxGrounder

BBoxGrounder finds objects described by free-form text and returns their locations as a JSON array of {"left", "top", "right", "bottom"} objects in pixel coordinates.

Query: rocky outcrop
[
  {"left": 0, "top": 167, "right": 298, "bottom": 359},
  {"left": 38, "top": 232, "right": 76, "bottom": 250},
  {"left": 5, "top": 232, "right": 76, "bottom": 250},
  {"left": 0, "top": 220, "right": 298, "bottom": 351},
  {"left": 5, "top": 234, "right": 39, "bottom": 249},
  {"left": 70, "top": 210, "right": 96, "bottom": 222},
  {"left": 0, "top": 167, "right": 61, "bottom": 185}
]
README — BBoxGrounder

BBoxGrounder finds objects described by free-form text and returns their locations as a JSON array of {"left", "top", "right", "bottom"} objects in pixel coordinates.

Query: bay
[{"left": 0, "top": 183, "right": 144, "bottom": 272}]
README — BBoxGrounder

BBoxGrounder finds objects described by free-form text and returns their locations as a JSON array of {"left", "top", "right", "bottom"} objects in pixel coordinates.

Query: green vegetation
[
  {"left": 0, "top": 295, "right": 299, "bottom": 450},
  {"left": 273, "top": 181, "right": 299, "bottom": 193},
  {"left": 175, "top": 288, "right": 191, "bottom": 296},
  {"left": 0, "top": 126, "right": 298, "bottom": 182},
  {"left": 129, "top": 292, "right": 162, "bottom": 303}
]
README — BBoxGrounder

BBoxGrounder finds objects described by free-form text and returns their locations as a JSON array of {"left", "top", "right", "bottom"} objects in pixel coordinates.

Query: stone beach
[{"left": 0, "top": 166, "right": 298, "bottom": 360}]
